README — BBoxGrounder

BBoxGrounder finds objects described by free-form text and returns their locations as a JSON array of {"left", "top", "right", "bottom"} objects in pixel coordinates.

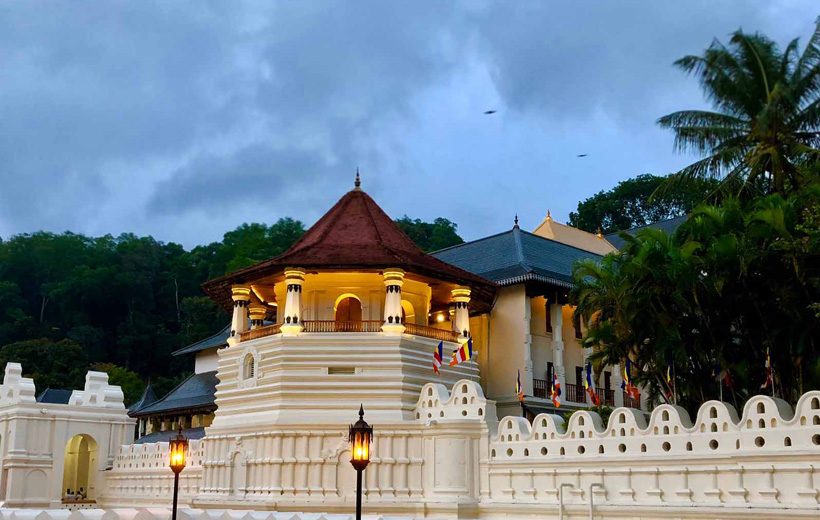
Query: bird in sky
[
  {"left": 484, "top": 110, "right": 497, "bottom": 115},
  {"left": 577, "top": 154, "right": 588, "bottom": 157}
]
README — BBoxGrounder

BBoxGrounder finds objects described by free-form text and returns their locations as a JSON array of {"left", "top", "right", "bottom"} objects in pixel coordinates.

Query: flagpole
[{"left": 673, "top": 363, "right": 677, "bottom": 406}]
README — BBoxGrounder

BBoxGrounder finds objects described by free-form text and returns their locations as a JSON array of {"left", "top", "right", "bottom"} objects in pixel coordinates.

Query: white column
[
  {"left": 550, "top": 302, "right": 566, "bottom": 392},
  {"left": 451, "top": 286, "right": 471, "bottom": 344},
  {"left": 228, "top": 285, "right": 251, "bottom": 346},
  {"left": 249, "top": 305, "right": 267, "bottom": 330},
  {"left": 382, "top": 268, "right": 406, "bottom": 334},
  {"left": 281, "top": 268, "right": 305, "bottom": 335},
  {"left": 613, "top": 364, "right": 624, "bottom": 407}
]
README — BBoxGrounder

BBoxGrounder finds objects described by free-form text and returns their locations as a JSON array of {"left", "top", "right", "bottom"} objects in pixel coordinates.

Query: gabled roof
[
  {"left": 130, "top": 371, "right": 218, "bottom": 418},
  {"left": 36, "top": 388, "right": 72, "bottom": 405},
  {"left": 172, "top": 324, "right": 230, "bottom": 357},
  {"left": 432, "top": 225, "right": 602, "bottom": 288},
  {"left": 202, "top": 183, "right": 497, "bottom": 314},
  {"left": 604, "top": 215, "right": 688, "bottom": 250},
  {"left": 532, "top": 212, "right": 617, "bottom": 255},
  {"left": 129, "top": 385, "right": 158, "bottom": 414}
]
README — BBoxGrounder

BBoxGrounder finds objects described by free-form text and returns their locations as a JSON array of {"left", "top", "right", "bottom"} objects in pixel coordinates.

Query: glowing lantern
[
  {"left": 169, "top": 428, "right": 188, "bottom": 474},
  {"left": 349, "top": 405, "right": 373, "bottom": 472}
]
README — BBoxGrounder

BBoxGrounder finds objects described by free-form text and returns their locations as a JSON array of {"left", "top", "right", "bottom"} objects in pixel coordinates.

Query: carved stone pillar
[
  {"left": 228, "top": 285, "right": 251, "bottom": 345},
  {"left": 382, "top": 268, "right": 406, "bottom": 334},
  {"left": 452, "top": 286, "right": 471, "bottom": 343},
  {"left": 282, "top": 268, "right": 305, "bottom": 336},
  {"left": 550, "top": 302, "right": 566, "bottom": 391},
  {"left": 249, "top": 305, "right": 267, "bottom": 330}
]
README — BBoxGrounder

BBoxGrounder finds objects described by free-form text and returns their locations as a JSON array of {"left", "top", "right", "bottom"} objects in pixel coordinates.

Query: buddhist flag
[
  {"left": 665, "top": 362, "right": 674, "bottom": 400},
  {"left": 550, "top": 367, "right": 562, "bottom": 408},
  {"left": 761, "top": 348, "right": 773, "bottom": 389},
  {"left": 584, "top": 363, "right": 600, "bottom": 406},
  {"left": 516, "top": 369, "right": 524, "bottom": 402},
  {"left": 450, "top": 338, "right": 474, "bottom": 366},
  {"left": 621, "top": 359, "right": 640, "bottom": 401},
  {"left": 433, "top": 341, "right": 443, "bottom": 374},
  {"left": 712, "top": 365, "right": 731, "bottom": 387}
]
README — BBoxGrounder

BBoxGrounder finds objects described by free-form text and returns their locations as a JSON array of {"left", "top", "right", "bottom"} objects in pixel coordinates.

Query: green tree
[
  {"left": 657, "top": 22, "right": 820, "bottom": 195},
  {"left": 569, "top": 174, "right": 718, "bottom": 233},
  {"left": 91, "top": 362, "right": 145, "bottom": 406},
  {"left": 573, "top": 188, "right": 820, "bottom": 411},
  {"left": 395, "top": 217, "right": 464, "bottom": 252},
  {"left": 0, "top": 338, "right": 88, "bottom": 391}
]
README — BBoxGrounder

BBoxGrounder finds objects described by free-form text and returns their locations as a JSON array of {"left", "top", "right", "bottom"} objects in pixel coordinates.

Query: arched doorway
[
  {"left": 62, "top": 434, "right": 98, "bottom": 501},
  {"left": 401, "top": 300, "right": 415, "bottom": 325},
  {"left": 335, "top": 295, "right": 362, "bottom": 331}
]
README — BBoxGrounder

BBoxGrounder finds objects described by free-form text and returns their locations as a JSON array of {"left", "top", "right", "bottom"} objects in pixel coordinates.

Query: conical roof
[
  {"left": 128, "top": 384, "right": 158, "bottom": 415},
  {"left": 202, "top": 184, "right": 497, "bottom": 313}
]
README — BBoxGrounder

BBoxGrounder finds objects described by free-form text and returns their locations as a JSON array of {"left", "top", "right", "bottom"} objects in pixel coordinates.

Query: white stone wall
[
  {"left": 0, "top": 363, "right": 134, "bottom": 509},
  {"left": 95, "top": 381, "right": 820, "bottom": 518},
  {"left": 101, "top": 440, "right": 204, "bottom": 507}
]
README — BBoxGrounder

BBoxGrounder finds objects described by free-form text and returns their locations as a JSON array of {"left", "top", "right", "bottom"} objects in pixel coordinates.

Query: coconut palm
[{"left": 658, "top": 21, "right": 820, "bottom": 195}]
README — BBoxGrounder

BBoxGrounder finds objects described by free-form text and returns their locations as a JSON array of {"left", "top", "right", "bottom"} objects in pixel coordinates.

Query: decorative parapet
[
  {"left": 69, "top": 371, "right": 126, "bottom": 409},
  {"left": 414, "top": 379, "right": 497, "bottom": 429},
  {"left": 488, "top": 391, "right": 820, "bottom": 507},
  {"left": 0, "top": 362, "right": 36, "bottom": 406},
  {"left": 102, "top": 440, "right": 205, "bottom": 505}
]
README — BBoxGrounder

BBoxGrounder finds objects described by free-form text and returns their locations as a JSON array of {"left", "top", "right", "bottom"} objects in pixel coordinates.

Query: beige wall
[
  {"left": 484, "top": 285, "right": 528, "bottom": 417},
  {"left": 194, "top": 348, "right": 219, "bottom": 374}
]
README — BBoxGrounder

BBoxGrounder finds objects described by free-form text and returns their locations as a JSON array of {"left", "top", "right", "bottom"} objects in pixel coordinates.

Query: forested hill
[{"left": 0, "top": 216, "right": 463, "bottom": 403}]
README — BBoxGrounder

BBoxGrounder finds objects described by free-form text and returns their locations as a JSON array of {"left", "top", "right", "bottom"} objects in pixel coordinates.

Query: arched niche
[{"left": 62, "top": 434, "right": 99, "bottom": 500}]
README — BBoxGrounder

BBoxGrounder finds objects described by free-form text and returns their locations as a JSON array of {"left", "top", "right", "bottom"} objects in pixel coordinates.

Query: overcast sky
[{"left": 0, "top": 2, "right": 816, "bottom": 248}]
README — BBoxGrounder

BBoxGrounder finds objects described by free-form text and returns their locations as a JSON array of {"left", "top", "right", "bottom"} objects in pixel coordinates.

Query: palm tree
[{"left": 658, "top": 21, "right": 820, "bottom": 195}]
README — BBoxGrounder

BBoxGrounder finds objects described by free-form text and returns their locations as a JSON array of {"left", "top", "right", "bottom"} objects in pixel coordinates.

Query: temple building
[{"left": 129, "top": 176, "right": 640, "bottom": 441}]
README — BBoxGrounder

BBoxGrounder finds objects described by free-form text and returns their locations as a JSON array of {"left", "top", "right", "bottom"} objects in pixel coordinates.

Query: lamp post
[
  {"left": 349, "top": 405, "right": 373, "bottom": 520},
  {"left": 169, "top": 428, "right": 188, "bottom": 520}
]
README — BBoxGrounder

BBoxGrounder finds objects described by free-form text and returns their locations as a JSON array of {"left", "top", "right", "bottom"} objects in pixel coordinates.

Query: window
[
  {"left": 545, "top": 301, "right": 552, "bottom": 333},
  {"left": 575, "top": 366, "right": 583, "bottom": 387},
  {"left": 547, "top": 362, "right": 554, "bottom": 382},
  {"left": 604, "top": 371, "right": 611, "bottom": 391},
  {"left": 573, "top": 314, "right": 582, "bottom": 339},
  {"left": 243, "top": 354, "right": 255, "bottom": 380}
]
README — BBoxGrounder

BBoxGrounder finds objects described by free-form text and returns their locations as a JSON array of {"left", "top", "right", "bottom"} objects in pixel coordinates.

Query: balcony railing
[
  {"left": 237, "top": 320, "right": 461, "bottom": 343},
  {"left": 566, "top": 383, "right": 586, "bottom": 404},
  {"left": 623, "top": 392, "right": 640, "bottom": 409},
  {"left": 303, "top": 320, "right": 384, "bottom": 333},
  {"left": 238, "top": 323, "right": 282, "bottom": 342},
  {"left": 404, "top": 322, "right": 461, "bottom": 343},
  {"left": 596, "top": 388, "right": 616, "bottom": 407},
  {"left": 532, "top": 378, "right": 548, "bottom": 399}
]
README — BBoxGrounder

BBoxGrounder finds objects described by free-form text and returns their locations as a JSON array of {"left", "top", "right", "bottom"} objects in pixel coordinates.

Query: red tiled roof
[{"left": 202, "top": 187, "right": 497, "bottom": 313}]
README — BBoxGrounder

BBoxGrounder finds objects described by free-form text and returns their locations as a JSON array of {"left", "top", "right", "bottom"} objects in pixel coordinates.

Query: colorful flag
[
  {"left": 584, "top": 363, "right": 600, "bottom": 406},
  {"left": 761, "top": 348, "right": 773, "bottom": 389},
  {"left": 549, "top": 365, "right": 562, "bottom": 408},
  {"left": 665, "top": 362, "right": 674, "bottom": 401},
  {"left": 433, "top": 341, "right": 443, "bottom": 374},
  {"left": 516, "top": 369, "right": 524, "bottom": 402},
  {"left": 450, "top": 338, "right": 474, "bottom": 366},
  {"left": 712, "top": 365, "right": 731, "bottom": 387},
  {"left": 621, "top": 359, "right": 640, "bottom": 401}
]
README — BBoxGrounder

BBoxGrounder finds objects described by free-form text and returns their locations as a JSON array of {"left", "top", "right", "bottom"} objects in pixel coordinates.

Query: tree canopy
[
  {"left": 0, "top": 215, "right": 461, "bottom": 397},
  {"left": 657, "top": 22, "right": 820, "bottom": 196},
  {"left": 569, "top": 174, "right": 718, "bottom": 234}
]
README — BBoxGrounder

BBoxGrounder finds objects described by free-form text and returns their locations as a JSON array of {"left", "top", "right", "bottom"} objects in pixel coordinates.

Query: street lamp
[
  {"left": 349, "top": 405, "right": 373, "bottom": 520},
  {"left": 169, "top": 428, "right": 188, "bottom": 520}
]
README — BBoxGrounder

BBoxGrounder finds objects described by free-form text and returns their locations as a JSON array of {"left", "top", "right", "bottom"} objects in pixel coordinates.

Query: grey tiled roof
[
  {"left": 129, "top": 385, "right": 158, "bottom": 414},
  {"left": 172, "top": 324, "right": 230, "bottom": 356},
  {"left": 604, "top": 215, "right": 688, "bottom": 250},
  {"left": 36, "top": 388, "right": 73, "bottom": 404},
  {"left": 135, "top": 427, "right": 207, "bottom": 444},
  {"left": 432, "top": 226, "right": 601, "bottom": 288},
  {"left": 131, "top": 371, "right": 218, "bottom": 417}
]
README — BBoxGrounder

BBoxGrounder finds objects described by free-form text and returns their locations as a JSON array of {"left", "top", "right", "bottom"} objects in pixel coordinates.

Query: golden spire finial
[
  {"left": 546, "top": 209, "right": 552, "bottom": 220},
  {"left": 597, "top": 226, "right": 604, "bottom": 238},
  {"left": 354, "top": 168, "right": 361, "bottom": 189}
]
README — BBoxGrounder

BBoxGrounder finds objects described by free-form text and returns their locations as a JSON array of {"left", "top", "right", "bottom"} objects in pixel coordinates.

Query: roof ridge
[
  {"left": 431, "top": 228, "right": 516, "bottom": 254},
  {"left": 511, "top": 226, "right": 533, "bottom": 274},
  {"left": 518, "top": 228, "right": 604, "bottom": 257},
  {"left": 172, "top": 323, "right": 230, "bottom": 356}
]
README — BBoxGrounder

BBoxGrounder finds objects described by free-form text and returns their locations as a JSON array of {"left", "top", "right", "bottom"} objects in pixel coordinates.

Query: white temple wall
[
  {"left": 0, "top": 364, "right": 133, "bottom": 509},
  {"left": 98, "top": 381, "right": 820, "bottom": 518}
]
